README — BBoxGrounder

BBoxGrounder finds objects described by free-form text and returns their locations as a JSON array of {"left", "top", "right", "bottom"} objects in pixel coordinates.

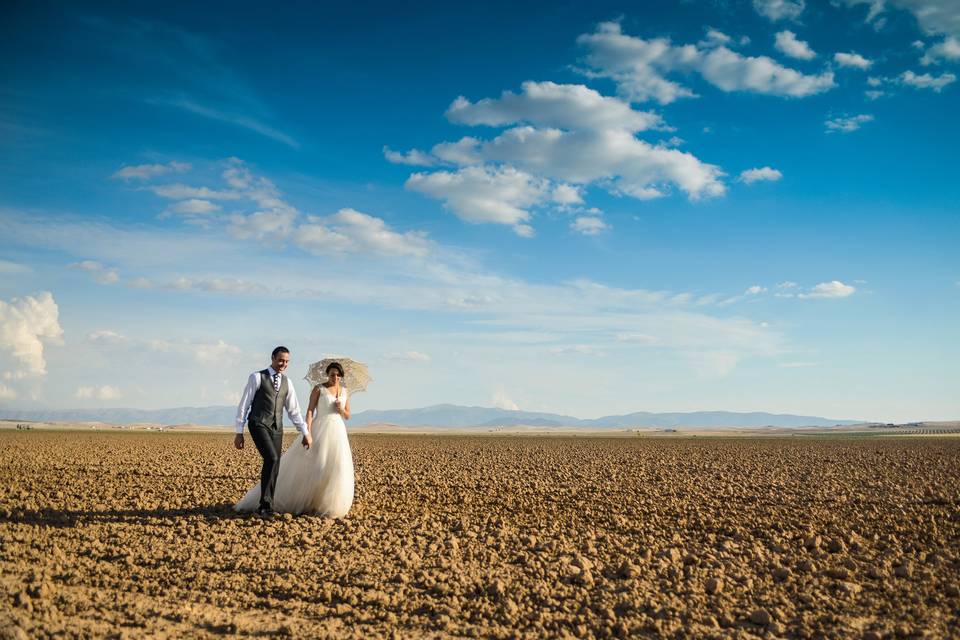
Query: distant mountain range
[{"left": 1, "top": 404, "right": 863, "bottom": 428}]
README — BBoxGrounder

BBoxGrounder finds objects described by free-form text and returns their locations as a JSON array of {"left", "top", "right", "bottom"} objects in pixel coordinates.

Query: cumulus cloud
[
  {"left": 149, "top": 184, "right": 243, "bottom": 200},
  {"left": 825, "top": 114, "right": 874, "bottom": 132},
  {"left": 552, "top": 183, "right": 584, "bottom": 205},
  {"left": 842, "top": 0, "right": 960, "bottom": 38},
  {"left": 491, "top": 127, "right": 724, "bottom": 200},
  {"left": 75, "top": 385, "right": 123, "bottom": 400},
  {"left": 578, "top": 22, "right": 835, "bottom": 105},
  {"left": 87, "top": 330, "right": 128, "bottom": 345},
  {"left": 570, "top": 216, "right": 609, "bottom": 236},
  {"left": 897, "top": 70, "right": 956, "bottom": 90},
  {"left": 738, "top": 166, "right": 783, "bottom": 184},
  {"left": 383, "top": 146, "right": 437, "bottom": 166},
  {"left": 165, "top": 199, "right": 221, "bottom": 216},
  {"left": 111, "top": 160, "right": 190, "bottom": 181},
  {"left": 70, "top": 260, "right": 120, "bottom": 284},
  {"left": 297, "top": 208, "right": 431, "bottom": 258},
  {"left": 834, "top": 52, "right": 873, "bottom": 69},
  {"left": 745, "top": 285, "right": 767, "bottom": 294},
  {"left": 384, "top": 351, "right": 431, "bottom": 362},
  {"left": 406, "top": 166, "right": 547, "bottom": 236},
  {"left": 0, "top": 259, "right": 30, "bottom": 274},
  {"left": 754, "top": 0, "right": 806, "bottom": 21},
  {"left": 0, "top": 383, "right": 16, "bottom": 400},
  {"left": 798, "top": 280, "right": 856, "bottom": 298},
  {"left": 446, "top": 81, "right": 670, "bottom": 132},
  {"left": 921, "top": 36, "right": 960, "bottom": 64},
  {"left": 492, "top": 388, "right": 519, "bottom": 411},
  {"left": 193, "top": 340, "right": 242, "bottom": 365},
  {"left": 775, "top": 31, "right": 817, "bottom": 59},
  {"left": 144, "top": 159, "right": 434, "bottom": 259},
  {"left": 0, "top": 292, "right": 63, "bottom": 377},
  {"left": 222, "top": 158, "right": 300, "bottom": 240},
  {"left": 550, "top": 344, "right": 607, "bottom": 356}
]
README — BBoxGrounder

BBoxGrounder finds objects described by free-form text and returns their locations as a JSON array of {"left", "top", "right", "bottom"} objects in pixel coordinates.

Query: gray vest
[{"left": 248, "top": 369, "right": 289, "bottom": 430}]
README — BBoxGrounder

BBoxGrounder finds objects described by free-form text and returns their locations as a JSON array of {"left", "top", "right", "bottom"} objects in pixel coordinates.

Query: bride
[{"left": 235, "top": 362, "right": 355, "bottom": 517}]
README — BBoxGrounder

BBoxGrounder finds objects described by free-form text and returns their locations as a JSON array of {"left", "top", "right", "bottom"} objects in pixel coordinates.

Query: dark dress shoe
[{"left": 256, "top": 507, "right": 278, "bottom": 519}]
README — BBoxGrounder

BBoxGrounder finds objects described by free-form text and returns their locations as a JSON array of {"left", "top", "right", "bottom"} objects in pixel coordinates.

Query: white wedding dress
[{"left": 235, "top": 385, "right": 355, "bottom": 517}]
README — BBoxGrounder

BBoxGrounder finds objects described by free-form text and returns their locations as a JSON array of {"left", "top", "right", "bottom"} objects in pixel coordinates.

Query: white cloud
[
  {"left": 227, "top": 207, "right": 297, "bottom": 240},
  {"left": 798, "top": 280, "right": 856, "bottom": 298},
  {"left": 0, "top": 259, "right": 30, "bottom": 274},
  {"left": 745, "top": 285, "right": 767, "bottom": 294},
  {"left": 446, "top": 81, "right": 670, "bottom": 132},
  {"left": 383, "top": 146, "right": 437, "bottom": 167},
  {"left": 834, "top": 52, "right": 873, "bottom": 69},
  {"left": 466, "top": 127, "right": 726, "bottom": 201},
  {"left": 406, "top": 165, "right": 547, "bottom": 236},
  {"left": 921, "top": 36, "right": 960, "bottom": 64},
  {"left": 775, "top": 31, "right": 817, "bottom": 60},
  {"left": 149, "top": 183, "right": 243, "bottom": 200},
  {"left": 158, "top": 98, "right": 299, "bottom": 148},
  {"left": 492, "top": 388, "right": 519, "bottom": 411},
  {"left": 296, "top": 208, "right": 431, "bottom": 258},
  {"left": 193, "top": 340, "right": 242, "bottom": 366},
  {"left": 570, "top": 216, "right": 609, "bottom": 236},
  {"left": 70, "top": 260, "right": 120, "bottom": 284},
  {"left": 865, "top": 89, "right": 887, "bottom": 99},
  {"left": 0, "top": 383, "right": 16, "bottom": 400},
  {"left": 777, "top": 281, "right": 798, "bottom": 289},
  {"left": 578, "top": 22, "right": 835, "bottom": 105},
  {"left": 897, "top": 69, "right": 957, "bottom": 90},
  {"left": 0, "top": 292, "right": 63, "bottom": 377},
  {"left": 616, "top": 333, "right": 658, "bottom": 344},
  {"left": 550, "top": 344, "right": 607, "bottom": 356},
  {"left": 111, "top": 161, "right": 190, "bottom": 181},
  {"left": 739, "top": 166, "right": 783, "bottom": 184},
  {"left": 431, "top": 137, "right": 484, "bottom": 166},
  {"left": 87, "top": 330, "right": 128, "bottom": 345},
  {"left": 74, "top": 385, "right": 123, "bottom": 400},
  {"left": 166, "top": 198, "right": 221, "bottom": 216},
  {"left": 842, "top": 1, "right": 960, "bottom": 38},
  {"left": 221, "top": 158, "right": 300, "bottom": 240},
  {"left": 754, "top": 0, "right": 806, "bottom": 21},
  {"left": 384, "top": 351, "right": 431, "bottom": 362},
  {"left": 700, "top": 29, "right": 733, "bottom": 48},
  {"left": 825, "top": 114, "right": 874, "bottom": 132},
  {"left": 552, "top": 183, "right": 584, "bottom": 205}
]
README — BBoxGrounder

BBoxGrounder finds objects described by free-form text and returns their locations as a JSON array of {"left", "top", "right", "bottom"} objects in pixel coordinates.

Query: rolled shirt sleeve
[
  {"left": 235, "top": 373, "right": 260, "bottom": 434},
  {"left": 284, "top": 382, "right": 309, "bottom": 436}
]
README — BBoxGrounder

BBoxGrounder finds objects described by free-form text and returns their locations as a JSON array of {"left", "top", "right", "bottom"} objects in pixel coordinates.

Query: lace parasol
[{"left": 303, "top": 356, "right": 372, "bottom": 394}]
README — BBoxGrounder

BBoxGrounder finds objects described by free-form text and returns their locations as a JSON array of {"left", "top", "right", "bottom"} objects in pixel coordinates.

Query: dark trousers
[{"left": 248, "top": 423, "right": 283, "bottom": 510}]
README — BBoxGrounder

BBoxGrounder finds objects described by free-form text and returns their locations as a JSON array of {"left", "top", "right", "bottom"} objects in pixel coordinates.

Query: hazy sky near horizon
[{"left": 1, "top": 0, "right": 958, "bottom": 422}]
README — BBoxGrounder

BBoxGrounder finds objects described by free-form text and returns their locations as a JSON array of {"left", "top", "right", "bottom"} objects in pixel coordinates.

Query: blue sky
[{"left": 1, "top": 0, "right": 957, "bottom": 422}]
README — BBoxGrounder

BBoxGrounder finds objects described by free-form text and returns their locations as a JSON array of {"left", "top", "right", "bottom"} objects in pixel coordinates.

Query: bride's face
[{"left": 327, "top": 370, "right": 341, "bottom": 384}]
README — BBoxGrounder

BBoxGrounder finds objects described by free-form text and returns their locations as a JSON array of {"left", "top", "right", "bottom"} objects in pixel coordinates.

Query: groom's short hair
[{"left": 272, "top": 346, "right": 290, "bottom": 359}]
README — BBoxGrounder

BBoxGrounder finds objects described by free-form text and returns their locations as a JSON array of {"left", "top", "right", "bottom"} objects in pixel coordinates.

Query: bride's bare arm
[
  {"left": 306, "top": 385, "right": 320, "bottom": 425},
  {"left": 341, "top": 393, "right": 351, "bottom": 420}
]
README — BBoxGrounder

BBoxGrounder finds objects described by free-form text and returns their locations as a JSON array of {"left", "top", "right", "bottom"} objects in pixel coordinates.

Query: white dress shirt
[{"left": 235, "top": 367, "right": 308, "bottom": 435}]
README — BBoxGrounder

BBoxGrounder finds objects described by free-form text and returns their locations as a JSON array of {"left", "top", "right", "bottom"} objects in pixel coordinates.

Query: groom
[{"left": 234, "top": 346, "right": 312, "bottom": 517}]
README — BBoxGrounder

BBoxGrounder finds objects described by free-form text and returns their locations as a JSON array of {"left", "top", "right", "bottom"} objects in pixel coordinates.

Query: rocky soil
[{"left": 1, "top": 431, "right": 958, "bottom": 638}]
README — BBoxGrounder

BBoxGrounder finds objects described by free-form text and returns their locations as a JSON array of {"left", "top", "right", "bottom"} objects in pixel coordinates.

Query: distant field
[{"left": 1, "top": 431, "right": 958, "bottom": 638}]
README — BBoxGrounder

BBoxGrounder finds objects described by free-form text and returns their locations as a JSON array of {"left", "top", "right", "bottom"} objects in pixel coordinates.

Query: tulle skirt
[{"left": 234, "top": 412, "right": 354, "bottom": 517}]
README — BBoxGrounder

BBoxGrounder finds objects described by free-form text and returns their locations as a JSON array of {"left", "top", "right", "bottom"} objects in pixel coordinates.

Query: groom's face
[{"left": 272, "top": 352, "right": 290, "bottom": 373}]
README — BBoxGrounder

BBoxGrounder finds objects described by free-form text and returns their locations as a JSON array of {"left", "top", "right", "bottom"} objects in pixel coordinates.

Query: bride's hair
[{"left": 325, "top": 362, "right": 345, "bottom": 378}]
